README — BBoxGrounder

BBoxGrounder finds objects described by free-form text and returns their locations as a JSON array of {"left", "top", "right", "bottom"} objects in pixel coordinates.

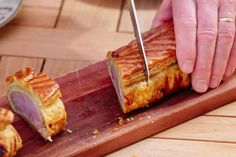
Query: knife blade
[{"left": 128, "top": 0, "right": 150, "bottom": 84}]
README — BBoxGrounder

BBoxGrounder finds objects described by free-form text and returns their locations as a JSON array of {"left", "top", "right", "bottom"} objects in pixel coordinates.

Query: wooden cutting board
[{"left": 1, "top": 60, "right": 236, "bottom": 157}]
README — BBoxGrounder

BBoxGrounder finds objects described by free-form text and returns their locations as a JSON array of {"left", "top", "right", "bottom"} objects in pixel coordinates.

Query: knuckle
[
  {"left": 226, "top": 0, "right": 236, "bottom": 5},
  {"left": 196, "top": 0, "right": 218, "bottom": 8},
  {"left": 196, "top": 63, "right": 212, "bottom": 72},
  {"left": 218, "top": 51, "right": 230, "bottom": 59},
  {"left": 198, "top": 29, "right": 217, "bottom": 41},
  {"left": 178, "top": 16, "right": 197, "bottom": 28},
  {"left": 219, "top": 27, "right": 235, "bottom": 41},
  {"left": 211, "top": 73, "right": 220, "bottom": 79},
  {"left": 211, "top": 66, "right": 224, "bottom": 77}
]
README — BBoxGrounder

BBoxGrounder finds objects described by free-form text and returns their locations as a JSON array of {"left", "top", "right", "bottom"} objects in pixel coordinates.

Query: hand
[{"left": 152, "top": 0, "right": 236, "bottom": 93}]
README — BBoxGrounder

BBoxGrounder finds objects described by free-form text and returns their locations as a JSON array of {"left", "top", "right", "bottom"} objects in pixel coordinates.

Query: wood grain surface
[
  {"left": 10, "top": 0, "right": 63, "bottom": 27},
  {"left": 1, "top": 61, "right": 236, "bottom": 157},
  {"left": 0, "top": 56, "right": 43, "bottom": 97}
]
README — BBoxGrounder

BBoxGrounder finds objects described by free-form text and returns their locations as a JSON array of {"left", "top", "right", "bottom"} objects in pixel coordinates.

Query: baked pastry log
[
  {"left": 6, "top": 68, "right": 67, "bottom": 141},
  {"left": 107, "top": 22, "right": 191, "bottom": 113},
  {"left": 0, "top": 108, "right": 22, "bottom": 157}
]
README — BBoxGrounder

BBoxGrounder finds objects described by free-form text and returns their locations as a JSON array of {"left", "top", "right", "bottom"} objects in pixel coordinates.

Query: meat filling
[
  {"left": 10, "top": 91, "right": 44, "bottom": 131},
  {"left": 110, "top": 64, "right": 124, "bottom": 107}
]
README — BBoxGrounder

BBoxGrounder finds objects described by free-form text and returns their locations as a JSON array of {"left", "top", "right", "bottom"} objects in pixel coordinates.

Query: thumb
[{"left": 152, "top": 0, "right": 173, "bottom": 28}]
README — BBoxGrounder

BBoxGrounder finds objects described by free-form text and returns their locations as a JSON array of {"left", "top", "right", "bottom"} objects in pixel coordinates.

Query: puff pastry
[
  {"left": 6, "top": 68, "right": 67, "bottom": 141},
  {"left": 0, "top": 108, "right": 22, "bottom": 157},
  {"left": 107, "top": 22, "right": 191, "bottom": 113}
]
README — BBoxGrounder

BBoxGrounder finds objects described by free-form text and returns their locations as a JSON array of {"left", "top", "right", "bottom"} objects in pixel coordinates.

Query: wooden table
[{"left": 0, "top": 0, "right": 236, "bottom": 156}]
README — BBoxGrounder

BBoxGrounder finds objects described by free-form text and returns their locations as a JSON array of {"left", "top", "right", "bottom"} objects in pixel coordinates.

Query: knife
[{"left": 128, "top": 0, "right": 150, "bottom": 85}]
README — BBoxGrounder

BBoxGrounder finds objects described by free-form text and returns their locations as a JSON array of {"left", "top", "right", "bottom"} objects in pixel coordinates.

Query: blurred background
[{"left": 0, "top": 0, "right": 162, "bottom": 97}]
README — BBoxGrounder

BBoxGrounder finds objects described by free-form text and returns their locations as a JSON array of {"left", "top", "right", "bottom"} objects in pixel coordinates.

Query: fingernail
[
  {"left": 195, "top": 80, "right": 208, "bottom": 93},
  {"left": 182, "top": 60, "right": 193, "bottom": 73},
  {"left": 210, "top": 77, "right": 219, "bottom": 88}
]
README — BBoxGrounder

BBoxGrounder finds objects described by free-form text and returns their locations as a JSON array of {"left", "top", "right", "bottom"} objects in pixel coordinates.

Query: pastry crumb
[
  {"left": 126, "top": 117, "right": 131, "bottom": 122},
  {"left": 130, "top": 117, "right": 135, "bottom": 121},
  {"left": 126, "top": 117, "right": 135, "bottom": 122},
  {"left": 107, "top": 122, "right": 111, "bottom": 125},
  {"left": 66, "top": 129, "right": 73, "bottom": 134},
  {"left": 93, "top": 129, "right": 100, "bottom": 135},
  {"left": 113, "top": 128, "right": 119, "bottom": 131},
  {"left": 47, "top": 137, "right": 53, "bottom": 142},
  {"left": 147, "top": 116, "right": 152, "bottom": 119},
  {"left": 93, "top": 135, "right": 97, "bottom": 139},
  {"left": 118, "top": 117, "right": 124, "bottom": 125}
]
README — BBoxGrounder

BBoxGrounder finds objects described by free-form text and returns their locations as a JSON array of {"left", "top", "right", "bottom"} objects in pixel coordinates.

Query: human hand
[{"left": 152, "top": 0, "right": 236, "bottom": 93}]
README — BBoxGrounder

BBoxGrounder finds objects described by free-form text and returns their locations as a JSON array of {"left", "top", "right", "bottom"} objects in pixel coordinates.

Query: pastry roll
[
  {"left": 107, "top": 22, "right": 191, "bottom": 113},
  {"left": 0, "top": 108, "right": 22, "bottom": 157},
  {"left": 6, "top": 68, "right": 67, "bottom": 141}
]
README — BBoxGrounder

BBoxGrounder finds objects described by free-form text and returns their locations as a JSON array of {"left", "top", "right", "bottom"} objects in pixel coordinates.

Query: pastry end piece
[
  {"left": 6, "top": 67, "right": 67, "bottom": 141},
  {"left": 0, "top": 108, "right": 22, "bottom": 157}
]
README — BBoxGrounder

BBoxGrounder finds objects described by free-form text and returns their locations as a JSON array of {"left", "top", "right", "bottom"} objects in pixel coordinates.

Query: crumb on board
[
  {"left": 126, "top": 118, "right": 131, "bottom": 122},
  {"left": 66, "top": 129, "right": 73, "bottom": 134},
  {"left": 118, "top": 116, "right": 135, "bottom": 125},
  {"left": 147, "top": 116, "right": 152, "bottom": 119},
  {"left": 107, "top": 122, "right": 111, "bottom": 125},
  {"left": 113, "top": 128, "right": 119, "bottom": 131},
  {"left": 93, "top": 135, "right": 97, "bottom": 139},
  {"left": 126, "top": 117, "right": 135, "bottom": 122},
  {"left": 93, "top": 129, "right": 100, "bottom": 135},
  {"left": 47, "top": 137, "right": 53, "bottom": 142},
  {"left": 118, "top": 116, "right": 124, "bottom": 125}
]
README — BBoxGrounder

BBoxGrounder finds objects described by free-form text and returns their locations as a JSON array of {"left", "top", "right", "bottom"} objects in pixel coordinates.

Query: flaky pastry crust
[
  {"left": 0, "top": 108, "right": 22, "bottom": 157},
  {"left": 6, "top": 68, "right": 67, "bottom": 140},
  {"left": 107, "top": 22, "right": 191, "bottom": 113}
]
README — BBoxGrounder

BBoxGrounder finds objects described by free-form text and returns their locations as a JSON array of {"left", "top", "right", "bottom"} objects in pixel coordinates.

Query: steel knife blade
[{"left": 128, "top": 0, "right": 150, "bottom": 84}]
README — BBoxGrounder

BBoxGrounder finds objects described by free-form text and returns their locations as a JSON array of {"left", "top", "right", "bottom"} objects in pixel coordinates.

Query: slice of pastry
[
  {"left": 107, "top": 22, "right": 191, "bottom": 113},
  {"left": 6, "top": 68, "right": 67, "bottom": 141},
  {"left": 0, "top": 108, "right": 22, "bottom": 157}
]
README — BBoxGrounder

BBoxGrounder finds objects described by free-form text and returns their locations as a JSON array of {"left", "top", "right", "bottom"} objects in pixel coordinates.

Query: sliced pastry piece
[
  {"left": 107, "top": 22, "right": 191, "bottom": 113},
  {"left": 0, "top": 108, "right": 22, "bottom": 157},
  {"left": 6, "top": 68, "right": 67, "bottom": 141}
]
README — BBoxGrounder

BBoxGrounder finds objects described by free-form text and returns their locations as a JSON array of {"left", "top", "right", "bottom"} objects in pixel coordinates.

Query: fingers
[
  {"left": 172, "top": 0, "right": 197, "bottom": 74},
  {"left": 210, "top": 1, "right": 236, "bottom": 88},
  {"left": 223, "top": 0, "right": 236, "bottom": 77},
  {"left": 191, "top": 0, "right": 219, "bottom": 93},
  {"left": 152, "top": 0, "right": 172, "bottom": 28},
  {"left": 225, "top": 36, "right": 236, "bottom": 77}
]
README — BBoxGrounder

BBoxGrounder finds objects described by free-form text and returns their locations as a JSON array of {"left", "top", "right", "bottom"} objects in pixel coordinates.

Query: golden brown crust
[
  {"left": 41, "top": 99, "right": 67, "bottom": 139},
  {"left": 122, "top": 64, "right": 190, "bottom": 113},
  {"left": 6, "top": 68, "right": 67, "bottom": 140},
  {"left": 0, "top": 125, "right": 23, "bottom": 157},
  {"left": 107, "top": 22, "right": 191, "bottom": 113},
  {"left": 0, "top": 108, "right": 14, "bottom": 130},
  {"left": 0, "top": 108, "right": 22, "bottom": 157},
  {"left": 6, "top": 67, "right": 61, "bottom": 107},
  {"left": 107, "top": 22, "right": 176, "bottom": 85}
]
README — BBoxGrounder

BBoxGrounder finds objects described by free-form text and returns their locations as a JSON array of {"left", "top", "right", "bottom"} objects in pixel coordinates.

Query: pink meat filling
[
  {"left": 10, "top": 91, "right": 43, "bottom": 130},
  {"left": 111, "top": 65, "right": 124, "bottom": 104}
]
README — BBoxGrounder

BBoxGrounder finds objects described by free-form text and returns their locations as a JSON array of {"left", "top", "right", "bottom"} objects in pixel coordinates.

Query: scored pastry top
[
  {"left": 6, "top": 67, "right": 62, "bottom": 107},
  {"left": 108, "top": 22, "right": 177, "bottom": 83},
  {"left": 0, "top": 108, "right": 14, "bottom": 128}
]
